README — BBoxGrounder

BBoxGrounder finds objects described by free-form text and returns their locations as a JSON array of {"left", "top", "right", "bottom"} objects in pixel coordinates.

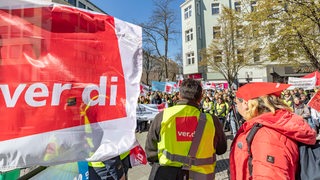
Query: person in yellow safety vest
[
  {"left": 282, "top": 94, "right": 293, "bottom": 110},
  {"left": 145, "top": 78, "right": 227, "bottom": 180},
  {"left": 88, "top": 151, "right": 131, "bottom": 180},
  {"left": 214, "top": 97, "right": 229, "bottom": 130},
  {"left": 202, "top": 96, "right": 214, "bottom": 114}
]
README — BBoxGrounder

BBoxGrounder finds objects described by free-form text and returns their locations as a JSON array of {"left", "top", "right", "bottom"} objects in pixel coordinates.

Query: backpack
[{"left": 246, "top": 123, "right": 320, "bottom": 180}]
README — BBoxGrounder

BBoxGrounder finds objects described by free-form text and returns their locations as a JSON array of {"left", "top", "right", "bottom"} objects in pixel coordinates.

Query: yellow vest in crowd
[
  {"left": 215, "top": 103, "right": 228, "bottom": 117},
  {"left": 203, "top": 101, "right": 214, "bottom": 114}
]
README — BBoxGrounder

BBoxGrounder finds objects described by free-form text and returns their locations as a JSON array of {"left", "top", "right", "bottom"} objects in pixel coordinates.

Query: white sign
[
  {"left": 136, "top": 103, "right": 166, "bottom": 121},
  {"left": 288, "top": 76, "right": 316, "bottom": 90}
]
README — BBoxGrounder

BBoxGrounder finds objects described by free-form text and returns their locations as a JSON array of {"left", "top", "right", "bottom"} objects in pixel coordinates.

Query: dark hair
[{"left": 179, "top": 78, "right": 202, "bottom": 101}]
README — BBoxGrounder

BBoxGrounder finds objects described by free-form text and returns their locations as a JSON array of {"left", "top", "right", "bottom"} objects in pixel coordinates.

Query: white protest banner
[
  {"left": 136, "top": 103, "right": 166, "bottom": 121},
  {"left": 287, "top": 76, "right": 316, "bottom": 90},
  {"left": 0, "top": 0, "right": 142, "bottom": 171},
  {"left": 202, "top": 82, "right": 216, "bottom": 90}
]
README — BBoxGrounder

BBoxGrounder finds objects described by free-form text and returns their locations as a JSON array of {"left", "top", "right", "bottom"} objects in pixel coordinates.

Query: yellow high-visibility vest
[{"left": 158, "top": 105, "right": 216, "bottom": 177}]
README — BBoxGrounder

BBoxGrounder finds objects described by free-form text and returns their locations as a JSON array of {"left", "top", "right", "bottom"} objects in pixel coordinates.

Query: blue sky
[{"left": 89, "top": 0, "right": 183, "bottom": 59}]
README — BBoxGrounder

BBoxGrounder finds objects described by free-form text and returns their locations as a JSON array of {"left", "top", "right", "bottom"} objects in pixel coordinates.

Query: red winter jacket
[{"left": 229, "top": 109, "right": 316, "bottom": 180}]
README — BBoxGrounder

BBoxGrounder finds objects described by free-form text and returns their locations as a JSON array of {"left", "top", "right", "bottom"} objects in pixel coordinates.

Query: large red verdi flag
[{"left": 0, "top": 0, "right": 142, "bottom": 171}]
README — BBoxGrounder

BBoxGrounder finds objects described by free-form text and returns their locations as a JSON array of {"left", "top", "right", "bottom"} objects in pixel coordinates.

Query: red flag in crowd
[
  {"left": 165, "top": 83, "right": 173, "bottom": 94},
  {"left": 308, "top": 91, "right": 320, "bottom": 112}
]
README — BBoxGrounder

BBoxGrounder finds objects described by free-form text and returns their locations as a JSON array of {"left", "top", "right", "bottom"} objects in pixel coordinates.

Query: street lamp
[{"left": 245, "top": 72, "right": 253, "bottom": 83}]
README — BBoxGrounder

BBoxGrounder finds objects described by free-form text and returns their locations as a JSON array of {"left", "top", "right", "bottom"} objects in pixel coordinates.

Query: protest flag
[
  {"left": 303, "top": 71, "right": 320, "bottom": 86},
  {"left": 308, "top": 91, "right": 320, "bottom": 112},
  {"left": 0, "top": 0, "right": 142, "bottom": 171},
  {"left": 140, "top": 83, "right": 150, "bottom": 96},
  {"left": 165, "top": 82, "right": 174, "bottom": 94}
]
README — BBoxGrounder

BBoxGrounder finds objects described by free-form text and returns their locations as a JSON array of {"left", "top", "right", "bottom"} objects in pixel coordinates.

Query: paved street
[{"left": 129, "top": 131, "right": 233, "bottom": 180}]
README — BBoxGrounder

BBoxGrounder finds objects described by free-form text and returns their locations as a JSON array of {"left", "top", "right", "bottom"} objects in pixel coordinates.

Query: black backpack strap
[
  {"left": 246, "top": 123, "right": 263, "bottom": 177},
  {"left": 182, "top": 113, "right": 207, "bottom": 170}
]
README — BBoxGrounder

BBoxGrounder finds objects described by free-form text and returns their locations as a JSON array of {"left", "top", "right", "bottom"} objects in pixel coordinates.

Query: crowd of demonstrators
[
  {"left": 138, "top": 87, "right": 244, "bottom": 137},
  {"left": 280, "top": 87, "right": 320, "bottom": 135},
  {"left": 138, "top": 81, "right": 319, "bottom": 179},
  {"left": 199, "top": 88, "right": 242, "bottom": 137},
  {"left": 136, "top": 95, "right": 150, "bottom": 133},
  {"left": 137, "top": 86, "right": 245, "bottom": 138},
  {"left": 137, "top": 85, "right": 320, "bottom": 137},
  {"left": 145, "top": 78, "right": 227, "bottom": 180},
  {"left": 138, "top": 91, "right": 180, "bottom": 107},
  {"left": 136, "top": 91, "right": 180, "bottom": 133}
]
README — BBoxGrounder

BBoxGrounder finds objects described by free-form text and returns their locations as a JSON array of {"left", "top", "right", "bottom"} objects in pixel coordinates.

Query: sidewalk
[{"left": 129, "top": 131, "right": 233, "bottom": 180}]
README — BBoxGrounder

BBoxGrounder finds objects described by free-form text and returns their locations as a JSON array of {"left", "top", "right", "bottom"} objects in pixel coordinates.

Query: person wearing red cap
[{"left": 229, "top": 82, "right": 317, "bottom": 180}]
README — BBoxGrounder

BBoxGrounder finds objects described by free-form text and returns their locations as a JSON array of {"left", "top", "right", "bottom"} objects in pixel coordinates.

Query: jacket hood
[{"left": 242, "top": 109, "right": 316, "bottom": 145}]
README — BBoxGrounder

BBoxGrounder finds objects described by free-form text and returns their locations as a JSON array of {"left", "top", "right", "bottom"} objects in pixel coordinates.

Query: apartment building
[
  {"left": 180, "top": 0, "right": 313, "bottom": 85},
  {"left": 57, "top": 0, "right": 106, "bottom": 14}
]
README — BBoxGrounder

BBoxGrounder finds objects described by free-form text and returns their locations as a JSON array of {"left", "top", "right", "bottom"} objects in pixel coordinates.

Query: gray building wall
[{"left": 53, "top": 0, "right": 106, "bottom": 14}]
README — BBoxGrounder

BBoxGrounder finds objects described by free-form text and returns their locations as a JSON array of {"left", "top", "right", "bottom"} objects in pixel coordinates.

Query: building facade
[
  {"left": 55, "top": 0, "right": 106, "bottom": 14},
  {"left": 180, "top": 0, "right": 313, "bottom": 85}
]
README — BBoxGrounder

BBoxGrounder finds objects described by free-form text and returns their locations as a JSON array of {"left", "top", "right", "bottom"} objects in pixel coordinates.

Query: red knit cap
[{"left": 236, "top": 82, "right": 291, "bottom": 101}]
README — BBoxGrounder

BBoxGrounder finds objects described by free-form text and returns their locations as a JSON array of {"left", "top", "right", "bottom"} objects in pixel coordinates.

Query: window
[
  {"left": 234, "top": 2, "right": 241, "bottom": 12},
  {"left": 68, "top": 0, "right": 76, "bottom": 6},
  {"left": 213, "top": 26, "right": 221, "bottom": 39},
  {"left": 196, "top": 2, "right": 200, "bottom": 15},
  {"left": 237, "top": 49, "right": 244, "bottom": 63},
  {"left": 186, "top": 52, "right": 195, "bottom": 65},
  {"left": 212, "top": 3, "right": 220, "bottom": 15},
  {"left": 213, "top": 51, "right": 222, "bottom": 62},
  {"left": 251, "top": 1, "right": 257, "bottom": 12},
  {"left": 185, "top": 28, "right": 193, "bottom": 42},
  {"left": 184, "top": 5, "right": 192, "bottom": 19},
  {"left": 78, "top": 2, "right": 86, "bottom": 9},
  {"left": 198, "top": 26, "right": 202, "bottom": 39},
  {"left": 253, "top": 48, "right": 261, "bottom": 62}
]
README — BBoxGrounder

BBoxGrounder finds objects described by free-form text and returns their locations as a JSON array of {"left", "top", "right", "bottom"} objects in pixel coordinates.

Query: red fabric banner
[
  {"left": 308, "top": 91, "right": 320, "bottom": 112},
  {"left": 0, "top": 6, "right": 127, "bottom": 140},
  {"left": 0, "top": 1, "right": 142, "bottom": 171}
]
